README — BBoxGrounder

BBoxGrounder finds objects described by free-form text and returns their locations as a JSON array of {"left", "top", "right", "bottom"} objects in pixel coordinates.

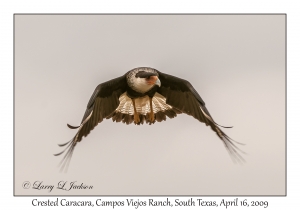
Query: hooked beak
[{"left": 155, "top": 78, "right": 161, "bottom": 87}]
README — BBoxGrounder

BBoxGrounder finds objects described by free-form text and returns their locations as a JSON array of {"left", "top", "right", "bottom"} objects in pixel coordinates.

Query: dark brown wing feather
[
  {"left": 157, "top": 71, "right": 245, "bottom": 163},
  {"left": 54, "top": 75, "right": 127, "bottom": 172}
]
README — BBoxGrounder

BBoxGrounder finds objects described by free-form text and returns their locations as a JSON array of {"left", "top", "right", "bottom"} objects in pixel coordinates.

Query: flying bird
[{"left": 55, "top": 67, "right": 244, "bottom": 171}]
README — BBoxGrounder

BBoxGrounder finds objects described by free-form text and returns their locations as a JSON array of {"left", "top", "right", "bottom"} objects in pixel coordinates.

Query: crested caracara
[{"left": 55, "top": 67, "right": 244, "bottom": 171}]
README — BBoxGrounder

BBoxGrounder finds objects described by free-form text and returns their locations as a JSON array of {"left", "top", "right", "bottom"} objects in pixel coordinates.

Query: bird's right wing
[
  {"left": 54, "top": 75, "right": 127, "bottom": 172},
  {"left": 157, "top": 70, "right": 245, "bottom": 163}
]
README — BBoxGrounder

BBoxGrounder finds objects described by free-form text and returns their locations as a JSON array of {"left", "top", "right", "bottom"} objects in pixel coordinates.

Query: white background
[
  {"left": 14, "top": 14, "right": 285, "bottom": 196},
  {"left": 1, "top": 0, "right": 298, "bottom": 209}
]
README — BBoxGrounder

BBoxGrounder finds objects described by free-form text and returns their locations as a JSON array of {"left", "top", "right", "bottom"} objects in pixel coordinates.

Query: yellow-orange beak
[{"left": 147, "top": 76, "right": 161, "bottom": 87}]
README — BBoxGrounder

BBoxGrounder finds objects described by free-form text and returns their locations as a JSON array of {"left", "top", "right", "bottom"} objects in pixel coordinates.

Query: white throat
[{"left": 132, "top": 77, "right": 154, "bottom": 93}]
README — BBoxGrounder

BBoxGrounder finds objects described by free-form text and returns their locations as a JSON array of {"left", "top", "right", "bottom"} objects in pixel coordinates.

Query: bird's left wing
[
  {"left": 157, "top": 71, "right": 245, "bottom": 163},
  {"left": 54, "top": 75, "right": 127, "bottom": 172}
]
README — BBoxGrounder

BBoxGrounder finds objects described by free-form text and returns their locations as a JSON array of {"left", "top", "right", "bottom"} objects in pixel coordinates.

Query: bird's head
[{"left": 128, "top": 69, "right": 161, "bottom": 93}]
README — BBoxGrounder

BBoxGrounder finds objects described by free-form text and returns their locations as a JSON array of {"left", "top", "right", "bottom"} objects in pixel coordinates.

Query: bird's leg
[
  {"left": 132, "top": 98, "right": 140, "bottom": 124},
  {"left": 149, "top": 97, "right": 155, "bottom": 123}
]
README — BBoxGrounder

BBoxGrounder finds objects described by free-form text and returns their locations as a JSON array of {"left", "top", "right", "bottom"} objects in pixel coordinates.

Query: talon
[{"left": 134, "top": 112, "right": 140, "bottom": 124}]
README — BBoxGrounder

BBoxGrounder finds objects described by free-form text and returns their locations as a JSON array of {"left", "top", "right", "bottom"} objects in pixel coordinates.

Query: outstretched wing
[
  {"left": 54, "top": 75, "right": 127, "bottom": 172},
  {"left": 157, "top": 71, "right": 245, "bottom": 163}
]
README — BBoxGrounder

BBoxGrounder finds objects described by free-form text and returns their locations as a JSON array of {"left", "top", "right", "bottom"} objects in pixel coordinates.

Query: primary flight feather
[{"left": 55, "top": 67, "right": 244, "bottom": 171}]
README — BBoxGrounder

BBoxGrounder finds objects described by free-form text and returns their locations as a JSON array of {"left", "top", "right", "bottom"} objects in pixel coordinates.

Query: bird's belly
[{"left": 115, "top": 92, "right": 172, "bottom": 115}]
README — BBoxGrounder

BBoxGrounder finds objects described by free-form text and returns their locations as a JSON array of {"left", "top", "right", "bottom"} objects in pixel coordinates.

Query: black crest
[{"left": 135, "top": 71, "right": 158, "bottom": 78}]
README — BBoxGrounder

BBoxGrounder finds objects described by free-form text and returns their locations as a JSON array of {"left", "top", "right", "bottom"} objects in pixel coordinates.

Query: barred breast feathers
[{"left": 115, "top": 92, "right": 172, "bottom": 115}]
